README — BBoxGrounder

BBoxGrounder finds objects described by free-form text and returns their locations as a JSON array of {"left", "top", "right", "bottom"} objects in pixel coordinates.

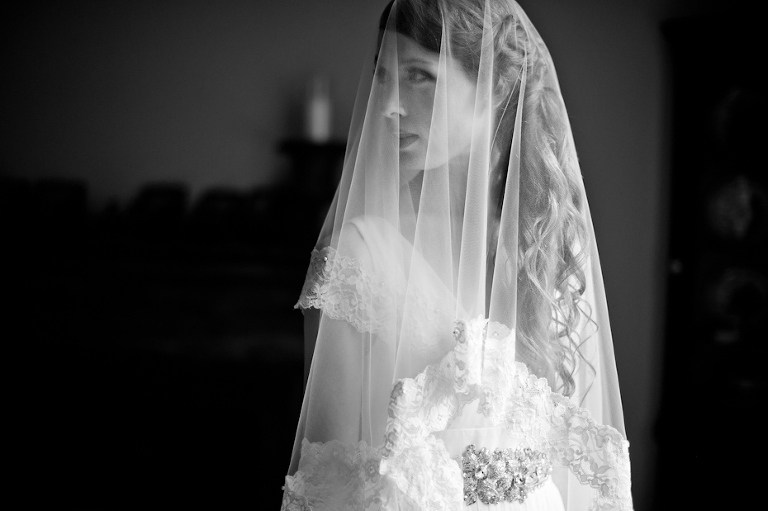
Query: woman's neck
[
  {"left": 405, "top": 153, "right": 469, "bottom": 221},
  {"left": 399, "top": 155, "right": 469, "bottom": 279}
]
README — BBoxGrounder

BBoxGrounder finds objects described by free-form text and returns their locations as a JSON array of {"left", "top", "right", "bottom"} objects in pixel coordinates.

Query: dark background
[
  {"left": 656, "top": 13, "right": 766, "bottom": 510},
  {"left": 5, "top": 177, "right": 321, "bottom": 508}
]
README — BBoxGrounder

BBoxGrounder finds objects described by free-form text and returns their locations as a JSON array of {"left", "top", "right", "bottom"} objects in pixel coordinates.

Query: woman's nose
[{"left": 382, "top": 82, "right": 406, "bottom": 119}]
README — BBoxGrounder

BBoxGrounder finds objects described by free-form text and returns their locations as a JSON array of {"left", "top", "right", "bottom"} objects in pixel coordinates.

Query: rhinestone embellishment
[{"left": 461, "top": 444, "right": 552, "bottom": 505}]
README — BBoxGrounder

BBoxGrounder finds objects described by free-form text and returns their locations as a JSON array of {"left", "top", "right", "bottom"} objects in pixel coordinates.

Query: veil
[{"left": 283, "top": 1, "right": 632, "bottom": 509}]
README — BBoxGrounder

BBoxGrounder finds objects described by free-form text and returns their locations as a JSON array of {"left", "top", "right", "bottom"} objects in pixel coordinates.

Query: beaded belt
[{"left": 460, "top": 444, "right": 552, "bottom": 506}]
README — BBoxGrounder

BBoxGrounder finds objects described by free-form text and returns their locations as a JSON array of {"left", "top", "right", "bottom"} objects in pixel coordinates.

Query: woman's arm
[
  {"left": 303, "top": 307, "right": 321, "bottom": 386},
  {"left": 302, "top": 311, "right": 365, "bottom": 445}
]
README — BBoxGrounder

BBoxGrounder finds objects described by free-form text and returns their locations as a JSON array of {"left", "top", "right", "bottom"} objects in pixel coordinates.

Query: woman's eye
[
  {"left": 406, "top": 68, "right": 435, "bottom": 85},
  {"left": 374, "top": 66, "right": 389, "bottom": 84}
]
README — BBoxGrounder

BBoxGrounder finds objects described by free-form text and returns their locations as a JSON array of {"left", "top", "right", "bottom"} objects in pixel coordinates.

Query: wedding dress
[{"left": 281, "top": 1, "right": 632, "bottom": 509}]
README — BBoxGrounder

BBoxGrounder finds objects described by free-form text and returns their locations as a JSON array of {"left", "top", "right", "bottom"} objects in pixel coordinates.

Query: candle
[{"left": 306, "top": 75, "right": 332, "bottom": 143}]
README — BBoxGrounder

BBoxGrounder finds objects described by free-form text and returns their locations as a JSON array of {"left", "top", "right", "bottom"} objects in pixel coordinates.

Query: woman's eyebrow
[
  {"left": 374, "top": 56, "right": 434, "bottom": 67},
  {"left": 400, "top": 58, "right": 434, "bottom": 66}
]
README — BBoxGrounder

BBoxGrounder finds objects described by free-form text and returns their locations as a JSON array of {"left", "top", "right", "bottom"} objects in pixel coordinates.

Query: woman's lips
[{"left": 399, "top": 133, "right": 418, "bottom": 149}]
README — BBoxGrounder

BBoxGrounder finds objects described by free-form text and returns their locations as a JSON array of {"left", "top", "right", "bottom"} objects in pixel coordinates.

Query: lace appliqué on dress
[
  {"left": 381, "top": 318, "right": 632, "bottom": 511},
  {"left": 489, "top": 358, "right": 631, "bottom": 511},
  {"left": 283, "top": 318, "right": 632, "bottom": 511},
  {"left": 295, "top": 247, "right": 393, "bottom": 335}
]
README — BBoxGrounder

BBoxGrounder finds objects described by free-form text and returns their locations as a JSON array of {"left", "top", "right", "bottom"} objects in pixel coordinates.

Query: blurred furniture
[
  {"left": 657, "top": 14, "right": 766, "bottom": 510},
  {"left": 279, "top": 139, "right": 345, "bottom": 201},
  {"left": 3, "top": 176, "right": 309, "bottom": 509}
]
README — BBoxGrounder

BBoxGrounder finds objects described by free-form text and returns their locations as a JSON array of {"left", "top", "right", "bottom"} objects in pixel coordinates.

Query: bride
[{"left": 282, "top": 0, "right": 632, "bottom": 509}]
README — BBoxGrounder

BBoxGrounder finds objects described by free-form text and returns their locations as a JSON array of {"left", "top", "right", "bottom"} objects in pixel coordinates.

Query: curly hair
[{"left": 380, "top": 0, "right": 592, "bottom": 397}]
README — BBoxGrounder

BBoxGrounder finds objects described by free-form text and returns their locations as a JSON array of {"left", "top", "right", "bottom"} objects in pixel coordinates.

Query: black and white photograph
[{"left": 3, "top": 1, "right": 764, "bottom": 509}]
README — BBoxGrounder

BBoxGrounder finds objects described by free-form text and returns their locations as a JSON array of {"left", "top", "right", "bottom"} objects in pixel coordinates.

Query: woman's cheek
[{"left": 411, "top": 87, "right": 435, "bottom": 120}]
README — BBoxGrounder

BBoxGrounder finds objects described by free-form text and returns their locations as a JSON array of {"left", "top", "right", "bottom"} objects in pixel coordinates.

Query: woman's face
[{"left": 376, "top": 32, "right": 477, "bottom": 179}]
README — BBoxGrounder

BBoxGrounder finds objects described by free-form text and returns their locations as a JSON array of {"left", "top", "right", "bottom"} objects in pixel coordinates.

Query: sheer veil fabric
[{"left": 282, "top": 1, "right": 632, "bottom": 509}]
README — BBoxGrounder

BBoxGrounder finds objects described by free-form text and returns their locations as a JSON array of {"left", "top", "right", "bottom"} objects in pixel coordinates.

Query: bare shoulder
[{"left": 339, "top": 217, "right": 378, "bottom": 270}]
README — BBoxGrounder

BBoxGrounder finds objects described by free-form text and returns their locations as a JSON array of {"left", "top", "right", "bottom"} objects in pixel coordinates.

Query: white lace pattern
[
  {"left": 295, "top": 241, "right": 455, "bottom": 361},
  {"left": 282, "top": 318, "right": 632, "bottom": 511},
  {"left": 295, "top": 247, "right": 394, "bottom": 335}
]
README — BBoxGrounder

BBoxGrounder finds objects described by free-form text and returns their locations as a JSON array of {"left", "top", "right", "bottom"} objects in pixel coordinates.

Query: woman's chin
[
  {"left": 399, "top": 164, "right": 422, "bottom": 185},
  {"left": 398, "top": 153, "right": 424, "bottom": 180}
]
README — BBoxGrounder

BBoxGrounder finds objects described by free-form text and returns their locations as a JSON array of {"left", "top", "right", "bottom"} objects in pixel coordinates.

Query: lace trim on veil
[
  {"left": 294, "top": 245, "right": 452, "bottom": 358},
  {"left": 281, "top": 439, "right": 399, "bottom": 511},
  {"left": 282, "top": 317, "right": 632, "bottom": 511},
  {"left": 295, "top": 247, "right": 394, "bottom": 335}
]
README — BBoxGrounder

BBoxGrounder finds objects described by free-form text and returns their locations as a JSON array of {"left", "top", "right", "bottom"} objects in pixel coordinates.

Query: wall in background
[
  {"left": 2, "top": 0, "right": 384, "bottom": 206},
  {"left": 1, "top": 1, "right": 747, "bottom": 509}
]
